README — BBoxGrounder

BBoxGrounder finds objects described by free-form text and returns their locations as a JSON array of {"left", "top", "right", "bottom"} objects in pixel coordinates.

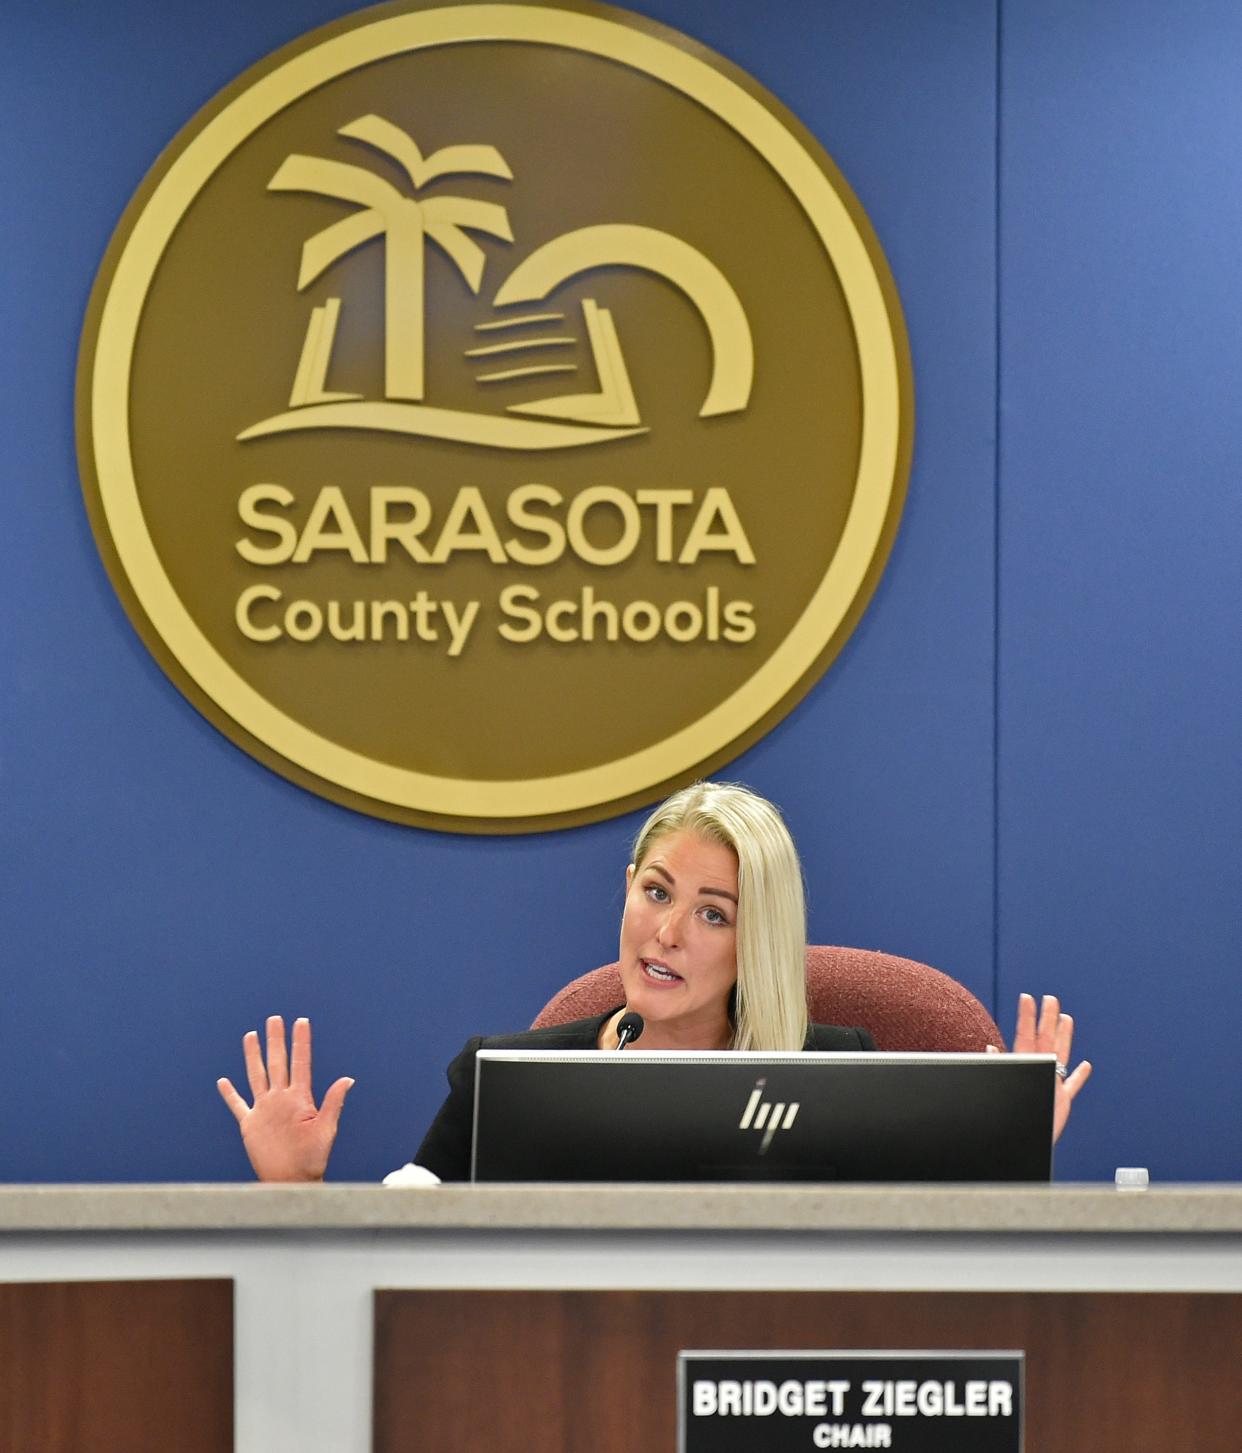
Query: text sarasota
[{"left": 233, "top": 483, "right": 758, "bottom": 652}]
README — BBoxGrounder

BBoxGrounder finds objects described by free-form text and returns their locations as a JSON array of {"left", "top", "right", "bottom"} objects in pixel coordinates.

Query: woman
[{"left": 218, "top": 782, "right": 1091, "bottom": 1181}]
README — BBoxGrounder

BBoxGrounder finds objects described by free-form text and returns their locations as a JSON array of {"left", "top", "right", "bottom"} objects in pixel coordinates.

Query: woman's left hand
[{"left": 998, "top": 993, "right": 1092, "bottom": 1142}]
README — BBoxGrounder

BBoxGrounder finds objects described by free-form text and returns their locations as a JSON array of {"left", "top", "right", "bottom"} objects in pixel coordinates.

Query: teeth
[{"left": 645, "top": 962, "right": 678, "bottom": 980}]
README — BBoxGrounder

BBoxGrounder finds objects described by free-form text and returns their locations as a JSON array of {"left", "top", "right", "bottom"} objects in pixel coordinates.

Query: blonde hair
[{"left": 631, "top": 782, "right": 808, "bottom": 1051}]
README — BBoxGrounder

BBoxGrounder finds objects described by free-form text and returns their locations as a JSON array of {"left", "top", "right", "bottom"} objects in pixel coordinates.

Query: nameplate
[{"left": 679, "top": 1350, "right": 1023, "bottom": 1451}]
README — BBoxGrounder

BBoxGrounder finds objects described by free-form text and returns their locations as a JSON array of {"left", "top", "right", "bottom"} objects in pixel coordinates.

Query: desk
[{"left": 3, "top": 1184, "right": 1242, "bottom": 1452}]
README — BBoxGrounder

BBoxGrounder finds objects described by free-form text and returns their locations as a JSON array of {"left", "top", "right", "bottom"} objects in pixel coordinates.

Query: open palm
[
  {"left": 1009, "top": 993, "right": 1091, "bottom": 1143},
  {"left": 217, "top": 1016, "right": 353, "bottom": 1182}
]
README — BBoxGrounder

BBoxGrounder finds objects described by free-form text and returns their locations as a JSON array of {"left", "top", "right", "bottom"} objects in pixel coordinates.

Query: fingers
[
  {"left": 1014, "top": 993, "right": 1074, "bottom": 1056},
  {"left": 1054, "top": 1010, "right": 1075, "bottom": 1066},
  {"left": 1035, "top": 994, "right": 1061, "bottom": 1052},
  {"left": 318, "top": 1077, "right": 356, "bottom": 1138},
  {"left": 289, "top": 1016, "right": 312, "bottom": 1092},
  {"left": 1063, "top": 1059, "right": 1092, "bottom": 1101},
  {"left": 243, "top": 1029, "right": 268, "bottom": 1099},
  {"left": 1006, "top": 997, "right": 1091, "bottom": 1143},
  {"left": 266, "top": 1014, "right": 289, "bottom": 1091},
  {"left": 1013, "top": 992, "right": 1036, "bottom": 1051},
  {"left": 216, "top": 1077, "right": 249, "bottom": 1126}
]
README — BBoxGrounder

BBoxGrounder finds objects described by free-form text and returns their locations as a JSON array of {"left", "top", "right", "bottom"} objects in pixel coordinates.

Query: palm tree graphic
[{"left": 269, "top": 114, "right": 514, "bottom": 401}]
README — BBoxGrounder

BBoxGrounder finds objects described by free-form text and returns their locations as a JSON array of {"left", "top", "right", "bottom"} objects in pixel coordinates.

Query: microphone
[{"left": 615, "top": 1012, "right": 644, "bottom": 1050}]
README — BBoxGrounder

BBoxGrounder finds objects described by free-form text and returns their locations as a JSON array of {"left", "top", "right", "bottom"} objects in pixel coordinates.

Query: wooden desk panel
[
  {"left": 0, "top": 1278, "right": 233, "bottom": 1453},
  {"left": 374, "top": 1289, "right": 1242, "bottom": 1452}
]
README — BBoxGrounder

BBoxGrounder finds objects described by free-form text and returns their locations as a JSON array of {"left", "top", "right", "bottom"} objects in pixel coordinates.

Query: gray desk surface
[{"left": 2, "top": 1182, "right": 1242, "bottom": 1234}]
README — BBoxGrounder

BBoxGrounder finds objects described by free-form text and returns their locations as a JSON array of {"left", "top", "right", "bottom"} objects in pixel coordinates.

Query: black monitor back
[{"left": 472, "top": 1050, "right": 1056, "bottom": 1183}]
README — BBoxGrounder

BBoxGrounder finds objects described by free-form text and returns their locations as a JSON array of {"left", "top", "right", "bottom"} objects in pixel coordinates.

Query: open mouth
[{"left": 642, "top": 959, "right": 683, "bottom": 984}]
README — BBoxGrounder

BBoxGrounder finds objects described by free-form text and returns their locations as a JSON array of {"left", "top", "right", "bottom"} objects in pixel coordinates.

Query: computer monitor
[{"left": 471, "top": 1050, "right": 1056, "bottom": 1182}]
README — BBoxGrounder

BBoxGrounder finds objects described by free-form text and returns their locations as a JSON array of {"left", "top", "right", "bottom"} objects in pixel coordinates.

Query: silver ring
[{"left": 1055, "top": 1061, "right": 1069, "bottom": 1081}]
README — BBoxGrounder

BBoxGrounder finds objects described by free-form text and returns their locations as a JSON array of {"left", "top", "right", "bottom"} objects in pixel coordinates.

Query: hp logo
[{"left": 738, "top": 1078, "right": 800, "bottom": 1154}]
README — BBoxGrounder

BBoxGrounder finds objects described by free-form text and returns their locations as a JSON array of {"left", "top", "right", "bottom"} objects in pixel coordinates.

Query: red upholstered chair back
[{"left": 531, "top": 945, "right": 1005, "bottom": 1052}]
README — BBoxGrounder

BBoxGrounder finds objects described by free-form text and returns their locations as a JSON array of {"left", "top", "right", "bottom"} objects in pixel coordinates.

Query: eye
[
  {"left": 644, "top": 881, "right": 670, "bottom": 903},
  {"left": 702, "top": 904, "right": 730, "bottom": 927}
]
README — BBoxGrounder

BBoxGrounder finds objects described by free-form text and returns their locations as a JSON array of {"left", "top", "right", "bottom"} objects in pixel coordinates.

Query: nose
[{"left": 655, "top": 904, "right": 685, "bottom": 948}]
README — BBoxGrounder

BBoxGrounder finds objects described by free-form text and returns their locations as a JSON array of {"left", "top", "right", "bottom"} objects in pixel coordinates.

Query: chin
[{"left": 632, "top": 992, "right": 679, "bottom": 1016}]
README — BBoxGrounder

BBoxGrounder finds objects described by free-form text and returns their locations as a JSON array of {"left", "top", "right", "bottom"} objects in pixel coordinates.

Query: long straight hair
[{"left": 630, "top": 782, "right": 808, "bottom": 1051}]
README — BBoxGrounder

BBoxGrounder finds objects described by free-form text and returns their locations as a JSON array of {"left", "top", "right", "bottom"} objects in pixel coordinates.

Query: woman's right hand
[{"left": 217, "top": 1015, "right": 354, "bottom": 1182}]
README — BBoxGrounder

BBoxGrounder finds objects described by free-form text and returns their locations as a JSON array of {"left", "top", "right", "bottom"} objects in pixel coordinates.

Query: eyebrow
[{"left": 647, "top": 863, "right": 739, "bottom": 904}]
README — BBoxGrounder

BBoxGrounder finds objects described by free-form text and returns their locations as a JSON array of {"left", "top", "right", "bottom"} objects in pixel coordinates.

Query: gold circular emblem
[{"left": 78, "top": 0, "right": 913, "bottom": 832}]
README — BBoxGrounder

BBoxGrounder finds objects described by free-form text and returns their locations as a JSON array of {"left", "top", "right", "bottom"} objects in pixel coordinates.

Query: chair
[{"left": 531, "top": 945, "right": 1005, "bottom": 1051}]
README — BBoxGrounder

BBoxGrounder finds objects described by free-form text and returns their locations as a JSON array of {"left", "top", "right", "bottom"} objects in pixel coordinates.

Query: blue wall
[{"left": 2, "top": 0, "right": 1237, "bottom": 1183}]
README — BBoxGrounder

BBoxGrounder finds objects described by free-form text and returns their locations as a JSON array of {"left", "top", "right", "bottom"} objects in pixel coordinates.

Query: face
[{"left": 617, "top": 830, "right": 739, "bottom": 1047}]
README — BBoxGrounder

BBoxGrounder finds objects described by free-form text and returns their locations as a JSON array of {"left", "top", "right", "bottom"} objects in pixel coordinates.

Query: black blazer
[{"left": 413, "top": 1010, "right": 876, "bottom": 1182}]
